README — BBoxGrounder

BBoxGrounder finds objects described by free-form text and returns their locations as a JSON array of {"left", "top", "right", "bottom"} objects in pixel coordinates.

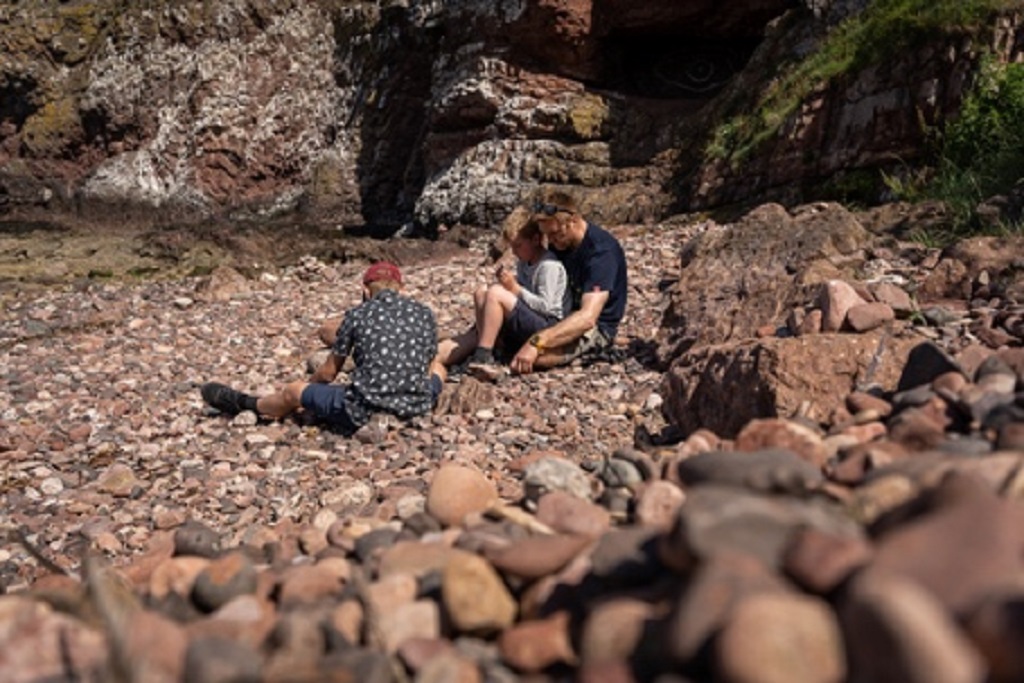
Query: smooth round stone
[
  {"left": 426, "top": 465, "right": 498, "bottom": 527},
  {"left": 535, "top": 491, "right": 611, "bottom": 538},
  {"left": 522, "top": 457, "right": 592, "bottom": 505},
  {"left": 191, "top": 552, "right": 258, "bottom": 613}
]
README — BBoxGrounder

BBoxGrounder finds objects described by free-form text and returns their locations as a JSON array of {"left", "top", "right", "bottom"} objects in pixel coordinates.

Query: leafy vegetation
[
  {"left": 887, "top": 56, "right": 1024, "bottom": 242},
  {"left": 706, "top": 0, "right": 1024, "bottom": 243},
  {"left": 706, "top": 0, "right": 1014, "bottom": 165}
]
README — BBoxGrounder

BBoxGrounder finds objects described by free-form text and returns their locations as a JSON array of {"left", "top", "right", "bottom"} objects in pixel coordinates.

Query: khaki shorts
[{"left": 554, "top": 327, "right": 612, "bottom": 366}]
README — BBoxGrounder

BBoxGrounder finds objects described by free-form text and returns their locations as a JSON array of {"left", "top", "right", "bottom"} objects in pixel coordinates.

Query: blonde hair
[{"left": 535, "top": 189, "right": 580, "bottom": 215}]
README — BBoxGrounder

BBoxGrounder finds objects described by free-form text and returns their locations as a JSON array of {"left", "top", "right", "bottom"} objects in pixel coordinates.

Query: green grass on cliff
[
  {"left": 706, "top": 0, "right": 1016, "bottom": 165},
  {"left": 886, "top": 56, "right": 1024, "bottom": 242},
  {"left": 707, "top": 0, "right": 1024, "bottom": 242}
]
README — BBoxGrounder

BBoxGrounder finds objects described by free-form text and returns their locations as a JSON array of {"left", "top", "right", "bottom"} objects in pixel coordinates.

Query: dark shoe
[
  {"left": 468, "top": 347, "right": 496, "bottom": 365},
  {"left": 201, "top": 382, "right": 251, "bottom": 415}
]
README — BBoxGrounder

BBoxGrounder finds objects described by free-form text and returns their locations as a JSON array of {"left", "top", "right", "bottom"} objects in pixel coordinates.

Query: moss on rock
[
  {"left": 22, "top": 96, "right": 82, "bottom": 157},
  {"left": 568, "top": 93, "right": 609, "bottom": 141}
]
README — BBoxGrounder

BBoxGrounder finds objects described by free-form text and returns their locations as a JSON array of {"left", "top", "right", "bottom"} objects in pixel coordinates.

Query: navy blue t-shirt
[{"left": 553, "top": 222, "right": 628, "bottom": 339}]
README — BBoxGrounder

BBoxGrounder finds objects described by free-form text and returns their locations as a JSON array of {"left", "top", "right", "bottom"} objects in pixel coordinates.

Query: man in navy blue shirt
[{"left": 509, "top": 190, "right": 628, "bottom": 374}]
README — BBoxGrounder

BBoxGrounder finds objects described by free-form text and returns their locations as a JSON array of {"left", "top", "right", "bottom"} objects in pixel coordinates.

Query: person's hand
[
  {"left": 511, "top": 343, "right": 539, "bottom": 375},
  {"left": 497, "top": 266, "right": 518, "bottom": 294}
]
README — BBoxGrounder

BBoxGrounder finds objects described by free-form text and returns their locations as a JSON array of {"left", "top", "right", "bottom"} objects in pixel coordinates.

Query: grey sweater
[{"left": 516, "top": 251, "right": 571, "bottom": 320}]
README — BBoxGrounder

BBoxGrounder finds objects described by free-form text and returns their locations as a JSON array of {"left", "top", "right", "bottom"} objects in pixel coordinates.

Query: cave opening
[{"left": 600, "top": 34, "right": 762, "bottom": 99}]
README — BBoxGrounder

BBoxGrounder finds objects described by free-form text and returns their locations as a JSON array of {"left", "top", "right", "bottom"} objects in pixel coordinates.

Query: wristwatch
[{"left": 528, "top": 333, "right": 545, "bottom": 351}]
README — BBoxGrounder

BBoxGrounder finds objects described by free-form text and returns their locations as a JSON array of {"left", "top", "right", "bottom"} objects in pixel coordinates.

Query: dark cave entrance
[{"left": 601, "top": 34, "right": 762, "bottom": 99}]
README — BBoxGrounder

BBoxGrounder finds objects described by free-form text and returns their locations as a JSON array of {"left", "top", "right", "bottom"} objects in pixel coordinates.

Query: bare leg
[
  {"left": 472, "top": 285, "right": 488, "bottom": 332},
  {"left": 429, "top": 359, "right": 448, "bottom": 384},
  {"left": 318, "top": 317, "right": 342, "bottom": 347},
  {"left": 435, "top": 328, "right": 479, "bottom": 368},
  {"left": 477, "top": 284, "right": 517, "bottom": 351},
  {"left": 255, "top": 380, "right": 307, "bottom": 419}
]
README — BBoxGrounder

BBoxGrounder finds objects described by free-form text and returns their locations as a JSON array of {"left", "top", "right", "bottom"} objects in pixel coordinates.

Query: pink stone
[
  {"left": 0, "top": 598, "right": 108, "bottom": 680},
  {"left": 329, "top": 600, "right": 364, "bottom": 645},
  {"left": 870, "top": 282, "right": 915, "bottom": 314},
  {"left": 536, "top": 491, "right": 611, "bottom": 538},
  {"left": 276, "top": 563, "right": 346, "bottom": 607},
  {"left": 124, "top": 609, "right": 189, "bottom": 681},
  {"left": 838, "top": 421, "right": 887, "bottom": 444},
  {"left": 783, "top": 526, "right": 873, "bottom": 594},
  {"left": 735, "top": 418, "right": 828, "bottom": 468},
  {"left": 820, "top": 280, "right": 867, "bottom": 332},
  {"left": 426, "top": 465, "right": 498, "bottom": 527},
  {"left": 149, "top": 556, "right": 210, "bottom": 599},
  {"left": 633, "top": 481, "right": 685, "bottom": 530},
  {"left": 579, "top": 598, "right": 654, "bottom": 664},
  {"left": 845, "top": 391, "right": 893, "bottom": 418},
  {"left": 367, "top": 572, "right": 418, "bottom": 616},
  {"left": 499, "top": 611, "right": 576, "bottom": 673},
  {"left": 485, "top": 534, "right": 592, "bottom": 580},
  {"left": 842, "top": 572, "right": 985, "bottom": 682},
  {"left": 716, "top": 592, "right": 846, "bottom": 683},
  {"left": 799, "top": 309, "right": 823, "bottom": 336},
  {"left": 379, "top": 600, "right": 441, "bottom": 652},
  {"left": 397, "top": 637, "right": 456, "bottom": 673},
  {"left": 846, "top": 302, "right": 895, "bottom": 332},
  {"left": 416, "top": 651, "right": 482, "bottom": 683}
]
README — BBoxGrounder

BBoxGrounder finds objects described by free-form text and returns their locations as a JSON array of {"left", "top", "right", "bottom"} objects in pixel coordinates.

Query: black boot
[{"left": 201, "top": 382, "right": 257, "bottom": 415}]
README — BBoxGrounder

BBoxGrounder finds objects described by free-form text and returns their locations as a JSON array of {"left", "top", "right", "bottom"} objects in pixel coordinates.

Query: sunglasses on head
[{"left": 532, "top": 201, "right": 572, "bottom": 216}]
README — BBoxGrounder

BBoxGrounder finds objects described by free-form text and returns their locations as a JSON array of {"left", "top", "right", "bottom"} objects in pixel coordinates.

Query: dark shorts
[
  {"left": 502, "top": 300, "right": 557, "bottom": 353},
  {"left": 300, "top": 384, "right": 359, "bottom": 435},
  {"left": 300, "top": 376, "right": 444, "bottom": 435},
  {"left": 428, "top": 374, "right": 443, "bottom": 404}
]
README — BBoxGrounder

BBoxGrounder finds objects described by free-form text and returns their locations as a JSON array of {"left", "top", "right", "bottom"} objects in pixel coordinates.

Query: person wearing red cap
[
  {"left": 200, "top": 261, "right": 442, "bottom": 434},
  {"left": 362, "top": 261, "right": 402, "bottom": 287},
  {"left": 314, "top": 261, "right": 401, "bottom": 346}
]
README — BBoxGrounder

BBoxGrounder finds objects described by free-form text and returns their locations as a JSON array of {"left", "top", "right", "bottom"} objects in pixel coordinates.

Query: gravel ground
[{"left": 0, "top": 222, "right": 695, "bottom": 589}]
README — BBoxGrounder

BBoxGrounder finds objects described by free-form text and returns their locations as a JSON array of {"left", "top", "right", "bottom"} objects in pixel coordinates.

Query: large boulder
[
  {"left": 658, "top": 202, "right": 872, "bottom": 363},
  {"left": 662, "top": 329, "right": 920, "bottom": 438}
]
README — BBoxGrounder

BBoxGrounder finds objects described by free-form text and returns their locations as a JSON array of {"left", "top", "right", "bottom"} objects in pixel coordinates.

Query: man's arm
[
  {"left": 310, "top": 352, "right": 343, "bottom": 384},
  {"left": 510, "top": 290, "right": 607, "bottom": 374},
  {"left": 314, "top": 309, "right": 354, "bottom": 384},
  {"left": 532, "top": 289, "right": 608, "bottom": 349}
]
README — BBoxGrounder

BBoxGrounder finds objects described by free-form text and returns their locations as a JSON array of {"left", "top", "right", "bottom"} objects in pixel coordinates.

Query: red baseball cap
[{"left": 362, "top": 261, "right": 402, "bottom": 285}]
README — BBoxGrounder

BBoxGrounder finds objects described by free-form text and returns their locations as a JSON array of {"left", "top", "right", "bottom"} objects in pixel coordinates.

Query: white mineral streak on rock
[{"left": 81, "top": 3, "right": 341, "bottom": 210}]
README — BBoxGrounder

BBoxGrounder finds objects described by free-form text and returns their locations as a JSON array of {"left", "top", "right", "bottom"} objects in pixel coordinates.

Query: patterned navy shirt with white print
[{"left": 331, "top": 288, "right": 437, "bottom": 426}]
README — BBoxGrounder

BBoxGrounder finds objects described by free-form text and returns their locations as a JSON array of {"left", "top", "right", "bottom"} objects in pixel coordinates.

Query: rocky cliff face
[{"left": 0, "top": 0, "right": 1019, "bottom": 233}]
